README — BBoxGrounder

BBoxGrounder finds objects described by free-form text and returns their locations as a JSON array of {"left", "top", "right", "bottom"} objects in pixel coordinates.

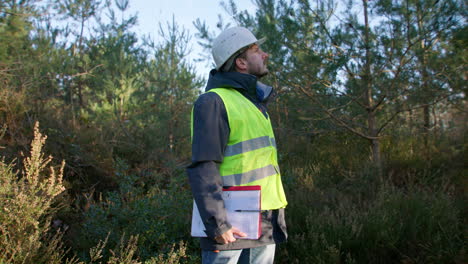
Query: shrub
[
  {"left": 80, "top": 235, "right": 191, "bottom": 264},
  {"left": 278, "top": 162, "right": 465, "bottom": 264},
  {"left": 0, "top": 122, "right": 71, "bottom": 264},
  {"left": 74, "top": 158, "right": 200, "bottom": 263}
]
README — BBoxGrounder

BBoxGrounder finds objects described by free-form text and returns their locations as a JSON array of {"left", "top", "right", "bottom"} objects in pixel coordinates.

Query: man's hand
[{"left": 214, "top": 227, "right": 247, "bottom": 244}]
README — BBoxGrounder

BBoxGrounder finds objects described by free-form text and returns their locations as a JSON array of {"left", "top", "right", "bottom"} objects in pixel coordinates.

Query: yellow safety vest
[{"left": 208, "top": 88, "right": 287, "bottom": 210}]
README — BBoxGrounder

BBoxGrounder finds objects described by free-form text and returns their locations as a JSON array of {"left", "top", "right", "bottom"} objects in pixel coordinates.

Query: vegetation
[
  {"left": 0, "top": 0, "right": 466, "bottom": 263},
  {"left": 0, "top": 122, "right": 67, "bottom": 264}
]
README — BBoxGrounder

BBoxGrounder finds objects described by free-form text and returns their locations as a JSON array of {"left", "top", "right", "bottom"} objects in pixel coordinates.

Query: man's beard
[
  {"left": 254, "top": 70, "right": 269, "bottom": 79},
  {"left": 249, "top": 65, "right": 269, "bottom": 79}
]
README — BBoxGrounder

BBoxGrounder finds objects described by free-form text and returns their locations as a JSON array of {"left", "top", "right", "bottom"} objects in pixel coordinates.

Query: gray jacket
[{"left": 187, "top": 70, "right": 287, "bottom": 250}]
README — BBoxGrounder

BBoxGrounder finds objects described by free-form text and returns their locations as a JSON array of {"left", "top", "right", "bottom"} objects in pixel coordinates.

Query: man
[{"left": 187, "top": 27, "right": 288, "bottom": 264}]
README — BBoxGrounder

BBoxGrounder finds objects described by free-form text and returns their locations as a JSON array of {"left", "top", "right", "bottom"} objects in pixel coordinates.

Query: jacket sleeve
[{"left": 186, "top": 92, "right": 232, "bottom": 238}]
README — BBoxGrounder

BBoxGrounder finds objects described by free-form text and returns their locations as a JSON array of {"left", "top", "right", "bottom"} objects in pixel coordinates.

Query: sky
[{"left": 126, "top": 0, "right": 258, "bottom": 77}]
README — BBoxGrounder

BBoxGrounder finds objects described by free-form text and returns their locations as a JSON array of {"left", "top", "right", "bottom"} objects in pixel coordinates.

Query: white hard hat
[{"left": 212, "top": 27, "right": 266, "bottom": 70}]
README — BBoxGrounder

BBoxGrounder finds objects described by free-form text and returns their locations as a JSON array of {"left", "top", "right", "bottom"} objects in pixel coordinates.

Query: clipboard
[{"left": 191, "top": 185, "right": 262, "bottom": 239}]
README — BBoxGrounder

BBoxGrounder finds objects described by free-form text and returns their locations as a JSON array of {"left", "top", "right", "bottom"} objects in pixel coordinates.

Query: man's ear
[{"left": 235, "top": 57, "right": 248, "bottom": 72}]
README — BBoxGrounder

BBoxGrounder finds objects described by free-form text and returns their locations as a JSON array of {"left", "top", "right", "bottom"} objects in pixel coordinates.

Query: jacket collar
[{"left": 205, "top": 69, "right": 272, "bottom": 103}]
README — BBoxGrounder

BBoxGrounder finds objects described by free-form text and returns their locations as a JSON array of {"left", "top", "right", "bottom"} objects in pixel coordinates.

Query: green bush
[
  {"left": 74, "top": 158, "right": 200, "bottom": 263},
  {"left": 278, "top": 160, "right": 465, "bottom": 264}
]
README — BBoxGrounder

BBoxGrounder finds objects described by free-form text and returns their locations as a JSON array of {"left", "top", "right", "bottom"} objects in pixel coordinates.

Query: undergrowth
[
  {"left": 1, "top": 123, "right": 465, "bottom": 263},
  {"left": 277, "top": 137, "right": 466, "bottom": 264}
]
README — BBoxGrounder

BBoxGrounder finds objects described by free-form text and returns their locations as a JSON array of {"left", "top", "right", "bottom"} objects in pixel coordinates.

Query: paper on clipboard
[{"left": 191, "top": 185, "right": 261, "bottom": 240}]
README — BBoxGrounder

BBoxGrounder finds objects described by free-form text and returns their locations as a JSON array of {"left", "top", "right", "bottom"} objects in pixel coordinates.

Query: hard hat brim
[{"left": 256, "top": 37, "right": 266, "bottom": 46}]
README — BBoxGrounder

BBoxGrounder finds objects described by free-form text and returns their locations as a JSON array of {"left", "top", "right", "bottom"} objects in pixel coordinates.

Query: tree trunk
[
  {"left": 417, "top": 4, "right": 431, "bottom": 151},
  {"left": 363, "top": 0, "right": 382, "bottom": 170}
]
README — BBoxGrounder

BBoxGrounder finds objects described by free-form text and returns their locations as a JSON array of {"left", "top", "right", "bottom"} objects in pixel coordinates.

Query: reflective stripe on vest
[
  {"left": 224, "top": 136, "right": 277, "bottom": 157},
  {"left": 221, "top": 164, "right": 277, "bottom": 186}
]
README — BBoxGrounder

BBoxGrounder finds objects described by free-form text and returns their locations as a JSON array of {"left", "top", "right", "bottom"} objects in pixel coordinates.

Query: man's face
[{"left": 243, "top": 44, "right": 269, "bottom": 78}]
